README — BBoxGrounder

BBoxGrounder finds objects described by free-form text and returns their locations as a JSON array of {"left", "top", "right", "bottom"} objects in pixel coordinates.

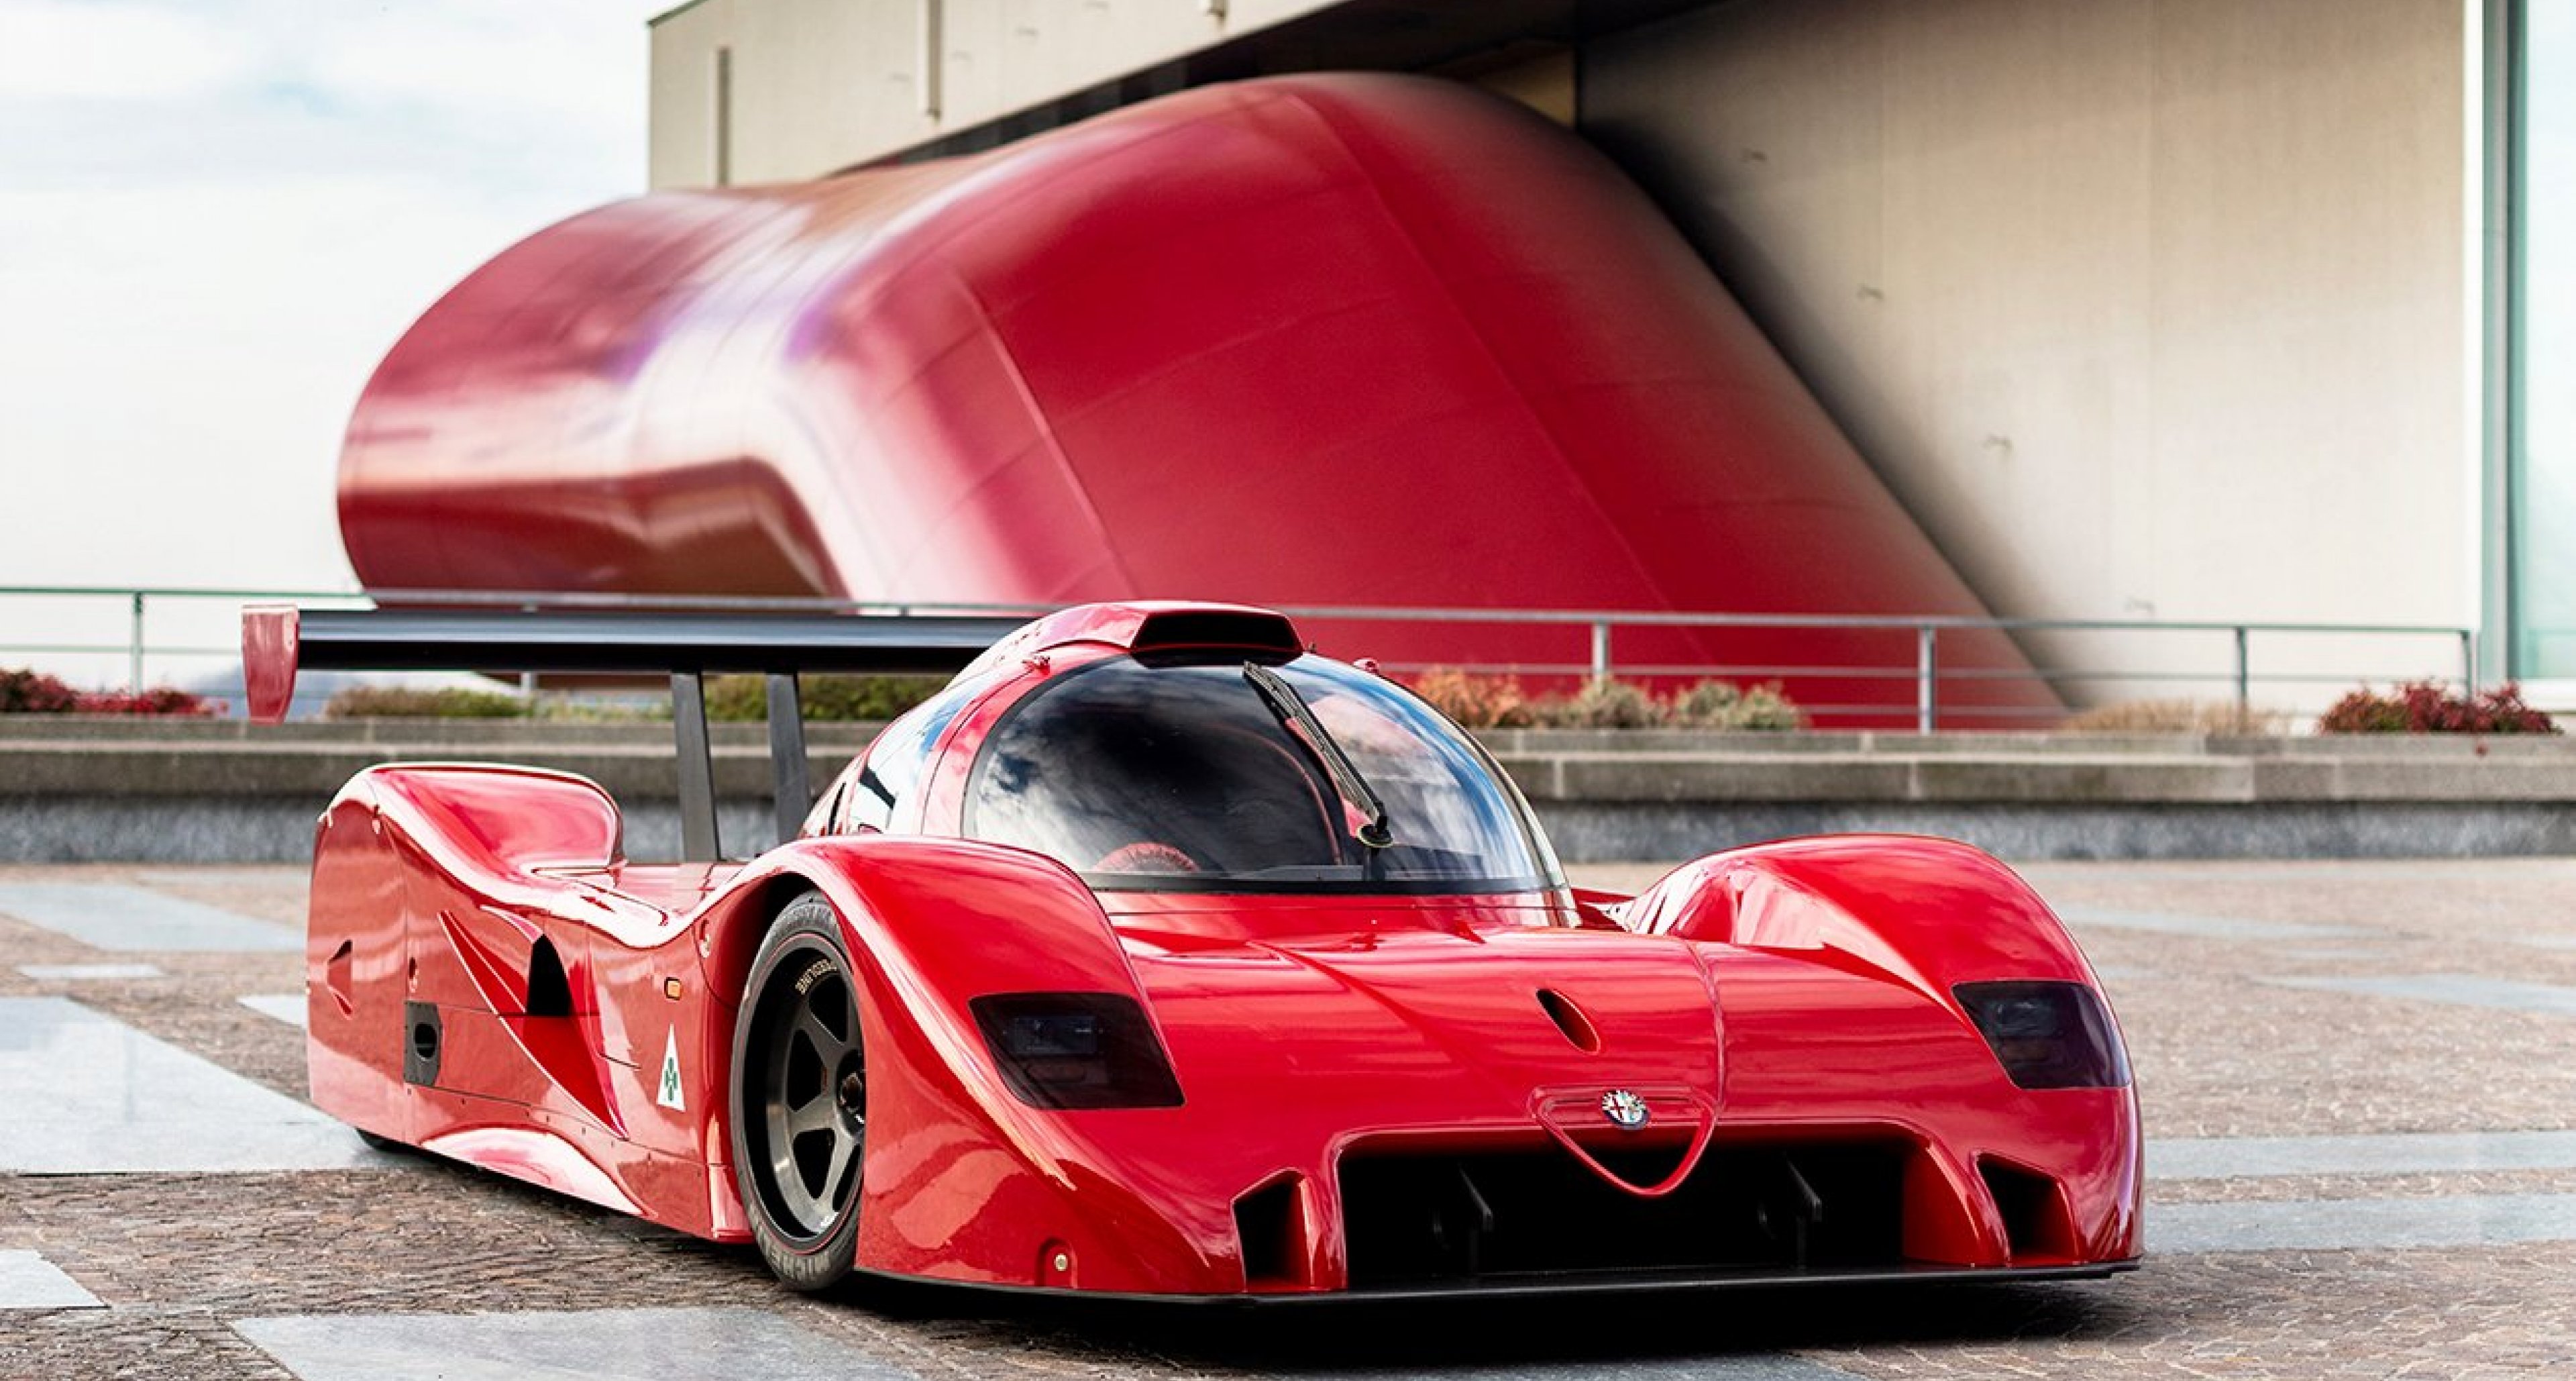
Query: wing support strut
[{"left": 241, "top": 607, "right": 1026, "bottom": 862}]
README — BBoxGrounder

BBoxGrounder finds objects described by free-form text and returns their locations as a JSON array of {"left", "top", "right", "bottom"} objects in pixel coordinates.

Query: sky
[{"left": 0, "top": 0, "right": 669, "bottom": 608}]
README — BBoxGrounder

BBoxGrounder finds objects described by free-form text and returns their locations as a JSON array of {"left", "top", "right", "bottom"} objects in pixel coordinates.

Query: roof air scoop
[{"left": 1132, "top": 609, "right": 1300, "bottom": 656}]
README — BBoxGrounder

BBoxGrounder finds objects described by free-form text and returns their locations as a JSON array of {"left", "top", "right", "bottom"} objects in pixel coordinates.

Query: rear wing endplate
[{"left": 242, "top": 607, "right": 1028, "bottom": 861}]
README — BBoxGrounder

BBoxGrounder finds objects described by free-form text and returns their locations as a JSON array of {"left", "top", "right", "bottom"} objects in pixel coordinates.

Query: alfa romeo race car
[{"left": 242, "top": 600, "right": 2141, "bottom": 1298}]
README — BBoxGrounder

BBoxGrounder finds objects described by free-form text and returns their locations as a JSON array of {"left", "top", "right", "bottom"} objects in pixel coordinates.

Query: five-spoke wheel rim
[{"left": 746, "top": 938, "right": 864, "bottom": 1245}]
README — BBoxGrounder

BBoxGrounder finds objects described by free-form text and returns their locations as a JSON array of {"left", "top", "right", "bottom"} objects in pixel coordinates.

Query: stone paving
[{"left": 3, "top": 859, "right": 2576, "bottom": 1377}]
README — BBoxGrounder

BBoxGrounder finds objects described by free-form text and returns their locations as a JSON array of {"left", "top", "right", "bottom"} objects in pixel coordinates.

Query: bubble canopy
[{"left": 965, "top": 656, "right": 1564, "bottom": 894}]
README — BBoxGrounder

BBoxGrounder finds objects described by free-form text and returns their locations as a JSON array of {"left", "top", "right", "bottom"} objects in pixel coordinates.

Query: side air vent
[
  {"left": 525, "top": 938, "right": 573, "bottom": 1018},
  {"left": 1233, "top": 1174, "right": 1309, "bottom": 1287},
  {"left": 1535, "top": 989, "right": 1601, "bottom": 1053},
  {"left": 1980, "top": 1157, "right": 2077, "bottom": 1261},
  {"left": 324, "top": 939, "right": 355, "bottom": 1017},
  {"left": 1132, "top": 609, "right": 1301, "bottom": 656}
]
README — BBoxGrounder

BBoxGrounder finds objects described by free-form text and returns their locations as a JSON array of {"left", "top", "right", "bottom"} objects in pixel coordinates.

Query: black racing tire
[
  {"left": 354, "top": 1128, "right": 413, "bottom": 1156},
  {"left": 729, "top": 891, "right": 869, "bottom": 1292}
]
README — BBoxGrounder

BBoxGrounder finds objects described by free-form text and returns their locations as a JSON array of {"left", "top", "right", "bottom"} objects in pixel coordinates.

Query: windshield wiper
[{"left": 1242, "top": 662, "right": 1394, "bottom": 850}]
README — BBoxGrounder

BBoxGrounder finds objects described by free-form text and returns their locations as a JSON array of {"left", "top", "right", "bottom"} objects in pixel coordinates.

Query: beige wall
[
  {"left": 650, "top": 0, "right": 1350, "bottom": 187},
  {"left": 648, "top": 0, "right": 914, "bottom": 187},
  {"left": 1583, "top": 0, "right": 2474, "bottom": 703},
  {"left": 645, "top": 0, "right": 2479, "bottom": 707}
]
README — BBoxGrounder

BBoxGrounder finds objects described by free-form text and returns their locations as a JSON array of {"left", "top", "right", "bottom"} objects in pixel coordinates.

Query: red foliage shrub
[
  {"left": 0, "top": 670, "right": 217, "bottom": 716},
  {"left": 0, "top": 668, "right": 80, "bottom": 713},
  {"left": 1408, "top": 668, "right": 1540, "bottom": 729},
  {"left": 72, "top": 687, "right": 221, "bottom": 717},
  {"left": 2315, "top": 681, "right": 2558, "bottom": 735}
]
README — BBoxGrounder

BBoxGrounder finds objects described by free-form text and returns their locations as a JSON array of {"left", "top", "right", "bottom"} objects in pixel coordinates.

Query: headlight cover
[
  {"left": 1954, "top": 980, "right": 2131, "bottom": 1090},
  {"left": 969, "top": 992, "right": 1185, "bottom": 1110}
]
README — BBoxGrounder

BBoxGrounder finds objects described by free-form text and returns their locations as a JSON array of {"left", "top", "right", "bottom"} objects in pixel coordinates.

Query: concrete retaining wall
[{"left": 3, "top": 719, "right": 2571, "bottom": 864}]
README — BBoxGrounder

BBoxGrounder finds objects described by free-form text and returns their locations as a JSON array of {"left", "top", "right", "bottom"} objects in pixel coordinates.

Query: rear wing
[{"left": 241, "top": 607, "right": 1029, "bottom": 861}]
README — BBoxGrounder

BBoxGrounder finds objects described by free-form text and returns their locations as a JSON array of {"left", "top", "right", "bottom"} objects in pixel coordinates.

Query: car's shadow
[{"left": 849, "top": 1275, "right": 2149, "bottom": 1375}]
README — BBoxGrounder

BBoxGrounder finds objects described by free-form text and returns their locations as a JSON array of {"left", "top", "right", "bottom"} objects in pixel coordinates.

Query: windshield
[{"left": 964, "top": 655, "right": 1562, "bottom": 894}]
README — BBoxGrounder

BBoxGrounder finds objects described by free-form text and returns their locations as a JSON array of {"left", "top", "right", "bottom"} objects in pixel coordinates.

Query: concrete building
[{"left": 641, "top": 0, "right": 2568, "bottom": 705}]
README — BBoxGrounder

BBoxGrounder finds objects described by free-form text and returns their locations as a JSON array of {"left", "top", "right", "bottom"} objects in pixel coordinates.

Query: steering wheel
[{"left": 1095, "top": 841, "right": 1200, "bottom": 874}]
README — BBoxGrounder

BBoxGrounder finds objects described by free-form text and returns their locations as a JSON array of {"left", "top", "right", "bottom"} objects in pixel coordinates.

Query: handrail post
[
  {"left": 519, "top": 603, "right": 540, "bottom": 701},
  {"left": 1915, "top": 625, "right": 1937, "bottom": 733},
  {"left": 128, "top": 591, "right": 145, "bottom": 695},
  {"left": 2461, "top": 629, "right": 2478, "bottom": 696},
  {"left": 1590, "top": 619, "right": 1612, "bottom": 686},
  {"left": 2232, "top": 625, "right": 2251, "bottom": 733}
]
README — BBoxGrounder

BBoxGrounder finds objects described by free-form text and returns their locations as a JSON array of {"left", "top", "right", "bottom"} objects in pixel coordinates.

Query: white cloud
[
  {"left": 305, "top": 2, "right": 651, "bottom": 140},
  {"left": 0, "top": 1, "right": 669, "bottom": 682},
  {"left": 0, "top": 178, "right": 541, "bottom": 585},
  {"left": 0, "top": 0, "right": 258, "bottom": 101}
]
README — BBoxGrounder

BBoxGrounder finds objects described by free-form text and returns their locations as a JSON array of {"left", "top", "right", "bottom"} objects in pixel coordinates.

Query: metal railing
[
  {"left": 0, "top": 583, "right": 2480, "bottom": 731},
  {"left": 1281, "top": 602, "right": 2478, "bottom": 730}
]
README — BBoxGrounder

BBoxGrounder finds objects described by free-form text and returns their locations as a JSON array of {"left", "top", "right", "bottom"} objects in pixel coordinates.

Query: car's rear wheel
[{"left": 730, "top": 892, "right": 867, "bottom": 1290}]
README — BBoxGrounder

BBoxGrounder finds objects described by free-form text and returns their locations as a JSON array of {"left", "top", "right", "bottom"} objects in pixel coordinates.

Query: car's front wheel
[{"left": 729, "top": 891, "right": 868, "bottom": 1290}]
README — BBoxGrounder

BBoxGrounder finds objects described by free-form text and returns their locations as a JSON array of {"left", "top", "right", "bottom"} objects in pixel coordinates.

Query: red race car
[{"left": 242, "top": 600, "right": 2140, "bottom": 1299}]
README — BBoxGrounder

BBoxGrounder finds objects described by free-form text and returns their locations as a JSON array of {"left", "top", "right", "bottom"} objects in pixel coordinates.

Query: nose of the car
[{"left": 1126, "top": 918, "right": 1723, "bottom": 1122}]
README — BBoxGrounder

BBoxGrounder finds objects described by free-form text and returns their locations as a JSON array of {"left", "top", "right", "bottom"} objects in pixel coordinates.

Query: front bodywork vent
[{"left": 1536, "top": 989, "right": 1601, "bottom": 1052}]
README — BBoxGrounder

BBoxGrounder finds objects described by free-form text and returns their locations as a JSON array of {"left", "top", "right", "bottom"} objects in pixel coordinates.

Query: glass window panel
[{"left": 2515, "top": 0, "right": 2576, "bottom": 675}]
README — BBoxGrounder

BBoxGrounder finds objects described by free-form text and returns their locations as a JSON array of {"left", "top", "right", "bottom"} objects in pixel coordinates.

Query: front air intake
[{"left": 1338, "top": 1140, "right": 1907, "bottom": 1290}]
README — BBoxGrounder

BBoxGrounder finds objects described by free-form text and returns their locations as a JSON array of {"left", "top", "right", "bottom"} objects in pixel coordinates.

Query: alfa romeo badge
[{"left": 1600, "top": 1088, "right": 1650, "bottom": 1131}]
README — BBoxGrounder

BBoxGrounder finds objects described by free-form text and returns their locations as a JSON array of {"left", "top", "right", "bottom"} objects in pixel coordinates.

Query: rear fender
[
  {"left": 696, "top": 836, "right": 1219, "bottom": 1290},
  {"left": 306, "top": 765, "right": 628, "bottom": 1149},
  {"left": 364, "top": 763, "right": 623, "bottom": 876},
  {"left": 357, "top": 764, "right": 620, "bottom": 1025},
  {"left": 305, "top": 780, "right": 412, "bottom": 1139}
]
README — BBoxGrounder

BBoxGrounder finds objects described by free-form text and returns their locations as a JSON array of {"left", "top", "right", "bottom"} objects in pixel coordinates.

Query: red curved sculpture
[{"left": 340, "top": 73, "right": 2049, "bottom": 721}]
